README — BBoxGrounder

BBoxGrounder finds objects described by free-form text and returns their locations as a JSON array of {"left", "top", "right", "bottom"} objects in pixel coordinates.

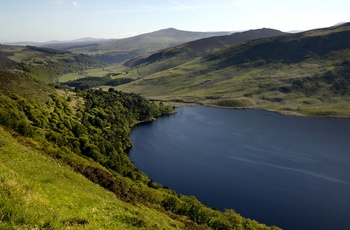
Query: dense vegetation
[
  {"left": 0, "top": 69, "right": 278, "bottom": 229},
  {"left": 61, "top": 74, "right": 134, "bottom": 89}
]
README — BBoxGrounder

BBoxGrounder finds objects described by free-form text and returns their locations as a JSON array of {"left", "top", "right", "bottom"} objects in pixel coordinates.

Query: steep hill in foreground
[
  {"left": 0, "top": 126, "right": 183, "bottom": 229},
  {"left": 0, "top": 68, "right": 279, "bottom": 229},
  {"left": 116, "top": 23, "right": 350, "bottom": 117}
]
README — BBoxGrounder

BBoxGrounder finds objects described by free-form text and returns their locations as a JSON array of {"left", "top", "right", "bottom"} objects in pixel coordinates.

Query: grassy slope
[
  {"left": 0, "top": 126, "right": 184, "bottom": 229},
  {"left": 116, "top": 23, "right": 350, "bottom": 117},
  {"left": 0, "top": 70, "right": 280, "bottom": 229}
]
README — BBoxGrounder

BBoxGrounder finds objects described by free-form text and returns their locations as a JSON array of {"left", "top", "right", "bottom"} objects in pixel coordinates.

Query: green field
[
  {"left": 0, "top": 126, "right": 184, "bottom": 229},
  {"left": 58, "top": 64, "right": 133, "bottom": 82}
]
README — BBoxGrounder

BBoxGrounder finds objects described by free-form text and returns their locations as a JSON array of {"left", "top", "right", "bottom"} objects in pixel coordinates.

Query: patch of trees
[
  {"left": 0, "top": 89, "right": 173, "bottom": 179},
  {"left": 216, "top": 98, "right": 252, "bottom": 108},
  {"left": 0, "top": 50, "right": 14, "bottom": 57},
  {"left": 94, "top": 50, "right": 139, "bottom": 63},
  {"left": 0, "top": 56, "right": 17, "bottom": 70},
  {"left": 21, "top": 54, "right": 103, "bottom": 83},
  {"left": 25, "top": 45, "right": 69, "bottom": 55},
  {"left": 62, "top": 75, "right": 133, "bottom": 89},
  {"left": 125, "top": 49, "right": 179, "bottom": 68}
]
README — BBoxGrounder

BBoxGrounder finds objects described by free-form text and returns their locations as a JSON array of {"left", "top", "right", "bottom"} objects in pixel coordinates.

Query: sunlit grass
[
  {"left": 59, "top": 73, "right": 84, "bottom": 82},
  {"left": 0, "top": 126, "right": 184, "bottom": 229},
  {"left": 59, "top": 64, "right": 133, "bottom": 82}
]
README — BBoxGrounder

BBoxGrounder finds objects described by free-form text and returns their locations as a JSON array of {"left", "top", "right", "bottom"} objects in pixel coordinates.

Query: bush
[{"left": 216, "top": 98, "right": 252, "bottom": 107}]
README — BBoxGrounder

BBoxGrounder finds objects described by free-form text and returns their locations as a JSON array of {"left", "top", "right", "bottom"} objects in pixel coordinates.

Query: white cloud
[
  {"left": 72, "top": 1, "right": 80, "bottom": 8},
  {"left": 53, "top": 0, "right": 64, "bottom": 4},
  {"left": 167, "top": 0, "right": 197, "bottom": 12}
]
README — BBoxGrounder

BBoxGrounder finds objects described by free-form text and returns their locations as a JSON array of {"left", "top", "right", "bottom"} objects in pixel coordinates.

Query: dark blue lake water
[{"left": 128, "top": 106, "right": 350, "bottom": 230}]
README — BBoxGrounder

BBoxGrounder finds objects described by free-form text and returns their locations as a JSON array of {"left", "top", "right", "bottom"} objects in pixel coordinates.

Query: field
[{"left": 58, "top": 64, "right": 136, "bottom": 82}]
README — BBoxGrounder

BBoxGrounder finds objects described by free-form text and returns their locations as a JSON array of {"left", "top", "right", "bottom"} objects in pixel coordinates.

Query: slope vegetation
[
  {"left": 0, "top": 60, "right": 279, "bottom": 228},
  {"left": 117, "top": 23, "right": 350, "bottom": 117},
  {"left": 0, "top": 126, "right": 183, "bottom": 229}
]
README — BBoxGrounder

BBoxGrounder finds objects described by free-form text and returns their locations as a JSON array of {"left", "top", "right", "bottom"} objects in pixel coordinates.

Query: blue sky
[{"left": 1, "top": 0, "right": 349, "bottom": 42}]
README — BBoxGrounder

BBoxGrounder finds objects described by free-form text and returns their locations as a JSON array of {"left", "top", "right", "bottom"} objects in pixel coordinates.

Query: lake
[{"left": 128, "top": 106, "right": 350, "bottom": 230}]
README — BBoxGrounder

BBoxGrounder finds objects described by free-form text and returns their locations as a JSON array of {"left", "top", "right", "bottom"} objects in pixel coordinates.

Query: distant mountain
[
  {"left": 3, "top": 28, "right": 234, "bottom": 63},
  {"left": 3, "top": 41, "right": 43, "bottom": 46},
  {"left": 4, "top": 37, "right": 111, "bottom": 48},
  {"left": 46, "top": 28, "right": 232, "bottom": 63},
  {"left": 95, "top": 27, "right": 232, "bottom": 53},
  {"left": 42, "top": 37, "right": 113, "bottom": 49},
  {"left": 124, "top": 28, "right": 287, "bottom": 75}
]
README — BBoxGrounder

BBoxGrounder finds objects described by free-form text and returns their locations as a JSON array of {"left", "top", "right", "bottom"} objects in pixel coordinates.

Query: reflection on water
[{"left": 129, "top": 106, "right": 350, "bottom": 230}]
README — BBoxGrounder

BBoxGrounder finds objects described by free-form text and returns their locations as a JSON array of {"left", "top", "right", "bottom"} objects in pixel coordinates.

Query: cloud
[
  {"left": 72, "top": 1, "right": 80, "bottom": 8},
  {"left": 167, "top": 0, "right": 197, "bottom": 12}
]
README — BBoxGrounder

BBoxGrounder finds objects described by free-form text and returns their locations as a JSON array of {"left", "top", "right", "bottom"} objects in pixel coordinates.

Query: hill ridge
[
  {"left": 124, "top": 28, "right": 287, "bottom": 75},
  {"left": 116, "top": 22, "right": 350, "bottom": 117}
]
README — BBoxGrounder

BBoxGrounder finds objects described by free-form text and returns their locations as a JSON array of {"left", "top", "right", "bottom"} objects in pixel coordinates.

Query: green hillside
[
  {"left": 0, "top": 126, "right": 183, "bottom": 229},
  {"left": 124, "top": 28, "right": 287, "bottom": 76},
  {"left": 58, "top": 29, "right": 288, "bottom": 94},
  {"left": 116, "top": 23, "right": 350, "bottom": 117},
  {"left": 0, "top": 45, "right": 103, "bottom": 83},
  {"left": 0, "top": 58, "right": 279, "bottom": 228}
]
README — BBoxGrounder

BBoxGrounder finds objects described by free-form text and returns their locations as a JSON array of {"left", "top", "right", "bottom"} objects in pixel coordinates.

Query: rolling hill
[
  {"left": 116, "top": 22, "right": 350, "bottom": 117},
  {"left": 124, "top": 28, "right": 287, "bottom": 76},
  {"left": 44, "top": 28, "right": 232, "bottom": 63}
]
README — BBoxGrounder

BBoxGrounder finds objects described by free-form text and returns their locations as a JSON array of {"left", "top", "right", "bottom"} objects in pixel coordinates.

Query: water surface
[{"left": 129, "top": 106, "right": 350, "bottom": 230}]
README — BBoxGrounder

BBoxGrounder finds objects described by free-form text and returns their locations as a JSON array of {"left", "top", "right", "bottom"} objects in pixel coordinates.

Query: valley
[{"left": 1, "top": 22, "right": 349, "bottom": 229}]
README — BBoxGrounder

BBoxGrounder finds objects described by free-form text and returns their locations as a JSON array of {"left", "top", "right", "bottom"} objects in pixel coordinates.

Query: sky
[{"left": 1, "top": 0, "right": 349, "bottom": 42}]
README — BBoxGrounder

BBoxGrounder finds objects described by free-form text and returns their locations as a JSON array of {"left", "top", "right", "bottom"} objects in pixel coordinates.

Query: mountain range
[
  {"left": 124, "top": 28, "right": 287, "bottom": 76},
  {"left": 115, "top": 22, "right": 350, "bottom": 117},
  {"left": 4, "top": 28, "right": 232, "bottom": 63}
]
